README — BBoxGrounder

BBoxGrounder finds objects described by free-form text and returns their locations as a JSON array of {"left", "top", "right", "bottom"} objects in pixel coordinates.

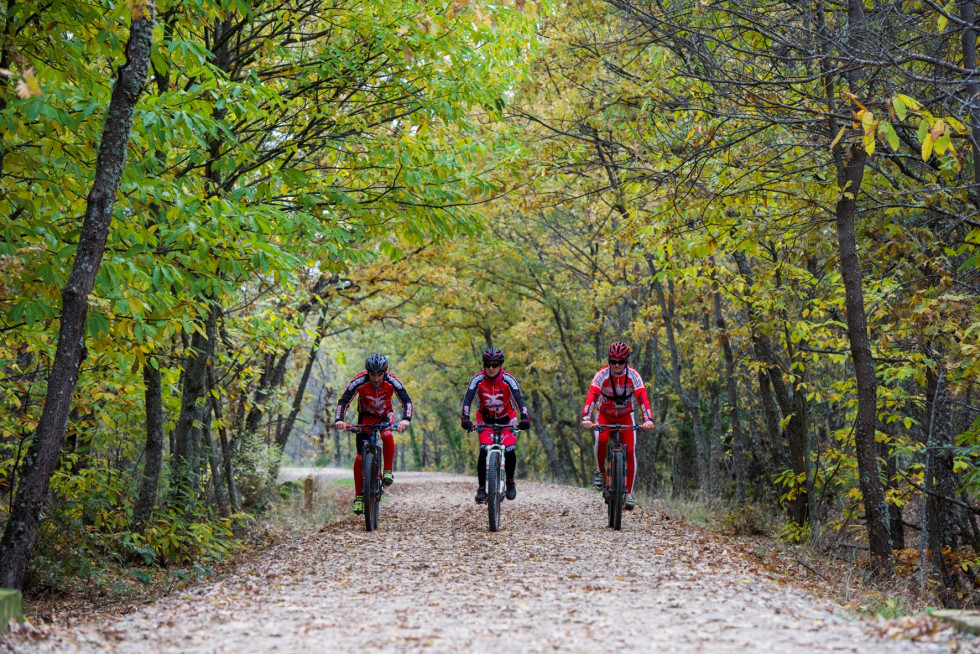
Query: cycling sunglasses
[
  {"left": 484, "top": 362, "right": 501, "bottom": 369},
  {"left": 608, "top": 358, "right": 628, "bottom": 365}
]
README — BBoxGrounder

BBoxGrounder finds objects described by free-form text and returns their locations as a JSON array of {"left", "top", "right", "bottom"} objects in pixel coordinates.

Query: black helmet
[
  {"left": 482, "top": 347, "right": 504, "bottom": 365},
  {"left": 365, "top": 353, "right": 388, "bottom": 373}
]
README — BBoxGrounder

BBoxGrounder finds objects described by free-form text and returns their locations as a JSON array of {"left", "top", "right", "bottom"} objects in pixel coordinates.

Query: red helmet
[{"left": 608, "top": 342, "right": 631, "bottom": 360}]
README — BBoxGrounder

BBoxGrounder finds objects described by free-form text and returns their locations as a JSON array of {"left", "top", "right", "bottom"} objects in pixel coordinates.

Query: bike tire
[
  {"left": 611, "top": 449, "right": 625, "bottom": 530},
  {"left": 487, "top": 451, "right": 501, "bottom": 532},
  {"left": 363, "top": 450, "right": 378, "bottom": 531},
  {"left": 370, "top": 451, "right": 382, "bottom": 529}
]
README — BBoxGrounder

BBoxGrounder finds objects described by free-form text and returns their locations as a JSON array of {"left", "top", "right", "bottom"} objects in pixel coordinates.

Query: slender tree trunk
[
  {"left": 960, "top": 0, "right": 980, "bottom": 207},
  {"left": 880, "top": 419, "right": 905, "bottom": 550},
  {"left": 529, "top": 390, "right": 565, "bottom": 482},
  {"left": 0, "top": 5, "right": 155, "bottom": 590},
  {"left": 131, "top": 359, "right": 165, "bottom": 531},
  {"left": 277, "top": 310, "right": 329, "bottom": 449},
  {"left": 171, "top": 301, "right": 217, "bottom": 500},
  {"left": 652, "top": 276, "right": 707, "bottom": 492},
  {"left": 733, "top": 251, "right": 808, "bottom": 520},
  {"left": 926, "top": 363, "right": 959, "bottom": 606},
  {"left": 834, "top": 142, "right": 892, "bottom": 579},
  {"left": 713, "top": 280, "right": 746, "bottom": 502},
  {"left": 130, "top": 23, "right": 172, "bottom": 533},
  {"left": 203, "top": 398, "right": 230, "bottom": 517},
  {"left": 707, "top": 381, "right": 721, "bottom": 496},
  {"left": 206, "top": 365, "right": 239, "bottom": 512}
]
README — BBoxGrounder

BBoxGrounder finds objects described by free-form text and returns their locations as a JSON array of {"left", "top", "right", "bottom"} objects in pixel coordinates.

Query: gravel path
[{"left": 5, "top": 471, "right": 954, "bottom": 652}]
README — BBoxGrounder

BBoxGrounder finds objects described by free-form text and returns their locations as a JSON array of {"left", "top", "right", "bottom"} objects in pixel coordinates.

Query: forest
[{"left": 1, "top": 0, "right": 980, "bottom": 613}]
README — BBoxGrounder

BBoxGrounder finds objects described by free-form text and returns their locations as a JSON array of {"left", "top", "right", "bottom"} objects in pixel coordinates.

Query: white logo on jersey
[
  {"left": 484, "top": 391, "right": 505, "bottom": 409},
  {"left": 365, "top": 395, "right": 388, "bottom": 412}
]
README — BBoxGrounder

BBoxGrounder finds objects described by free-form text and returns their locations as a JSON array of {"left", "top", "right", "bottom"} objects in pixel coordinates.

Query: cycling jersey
[
  {"left": 335, "top": 372, "right": 413, "bottom": 424},
  {"left": 581, "top": 365, "right": 653, "bottom": 422},
  {"left": 460, "top": 369, "right": 530, "bottom": 425}
]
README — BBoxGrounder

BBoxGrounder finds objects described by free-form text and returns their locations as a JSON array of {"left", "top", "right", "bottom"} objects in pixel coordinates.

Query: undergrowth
[{"left": 20, "top": 476, "right": 348, "bottom": 626}]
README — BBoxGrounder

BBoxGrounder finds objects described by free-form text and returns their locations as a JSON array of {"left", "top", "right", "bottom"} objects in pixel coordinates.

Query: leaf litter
[{"left": 2, "top": 471, "right": 969, "bottom": 653}]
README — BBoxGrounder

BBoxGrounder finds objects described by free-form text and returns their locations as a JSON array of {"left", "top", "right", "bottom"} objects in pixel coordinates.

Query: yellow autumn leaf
[
  {"left": 125, "top": 0, "right": 152, "bottom": 19},
  {"left": 922, "top": 133, "right": 934, "bottom": 161},
  {"left": 829, "top": 125, "right": 846, "bottom": 150}
]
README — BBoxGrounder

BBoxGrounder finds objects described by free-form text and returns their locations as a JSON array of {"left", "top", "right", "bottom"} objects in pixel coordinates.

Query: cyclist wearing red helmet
[
  {"left": 460, "top": 347, "right": 531, "bottom": 503},
  {"left": 334, "top": 353, "right": 413, "bottom": 515},
  {"left": 580, "top": 341, "right": 654, "bottom": 510}
]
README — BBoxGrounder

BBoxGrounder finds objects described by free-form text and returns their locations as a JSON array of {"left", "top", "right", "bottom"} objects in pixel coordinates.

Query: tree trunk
[
  {"left": 171, "top": 301, "right": 217, "bottom": 500},
  {"left": 131, "top": 359, "right": 165, "bottom": 531},
  {"left": 276, "top": 310, "right": 329, "bottom": 450},
  {"left": 713, "top": 280, "right": 746, "bottom": 502},
  {"left": 926, "top": 362, "right": 959, "bottom": 606},
  {"left": 707, "top": 381, "right": 721, "bottom": 496},
  {"left": 206, "top": 365, "right": 239, "bottom": 512},
  {"left": 652, "top": 276, "right": 707, "bottom": 492},
  {"left": 833, "top": 137, "right": 893, "bottom": 579},
  {"left": 0, "top": 6, "right": 155, "bottom": 590},
  {"left": 203, "top": 398, "right": 230, "bottom": 517},
  {"left": 960, "top": 0, "right": 980, "bottom": 207},
  {"left": 529, "top": 389, "right": 565, "bottom": 482},
  {"left": 733, "top": 251, "right": 808, "bottom": 520}
]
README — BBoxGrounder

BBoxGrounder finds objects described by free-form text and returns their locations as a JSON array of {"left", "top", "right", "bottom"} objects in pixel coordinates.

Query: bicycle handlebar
[
  {"left": 582, "top": 423, "right": 644, "bottom": 431},
  {"left": 472, "top": 423, "right": 523, "bottom": 433},
  {"left": 344, "top": 423, "right": 394, "bottom": 432}
]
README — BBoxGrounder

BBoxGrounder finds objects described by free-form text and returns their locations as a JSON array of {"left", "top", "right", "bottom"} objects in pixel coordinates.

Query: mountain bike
[
  {"left": 473, "top": 422, "right": 513, "bottom": 532},
  {"left": 589, "top": 424, "right": 639, "bottom": 531},
  {"left": 345, "top": 422, "right": 393, "bottom": 531}
]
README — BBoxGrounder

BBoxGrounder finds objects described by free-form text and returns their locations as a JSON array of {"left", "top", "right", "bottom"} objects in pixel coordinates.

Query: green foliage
[
  {"left": 777, "top": 521, "right": 812, "bottom": 545},
  {"left": 233, "top": 433, "right": 286, "bottom": 509},
  {"left": 1, "top": 0, "right": 542, "bottom": 587},
  {"left": 121, "top": 509, "right": 248, "bottom": 567}
]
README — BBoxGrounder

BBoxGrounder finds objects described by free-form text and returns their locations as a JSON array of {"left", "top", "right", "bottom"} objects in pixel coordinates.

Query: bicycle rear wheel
[
  {"left": 363, "top": 450, "right": 379, "bottom": 531},
  {"left": 487, "top": 451, "right": 502, "bottom": 532},
  {"left": 611, "top": 449, "right": 625, "bottom": 530}
]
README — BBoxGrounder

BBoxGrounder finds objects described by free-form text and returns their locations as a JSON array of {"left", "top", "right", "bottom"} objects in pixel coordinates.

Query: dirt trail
[{"left": 6, "top": 472, "right": 953, "bottom": 652}]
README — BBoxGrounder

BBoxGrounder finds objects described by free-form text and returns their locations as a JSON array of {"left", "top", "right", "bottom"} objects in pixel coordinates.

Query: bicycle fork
[{"left": 485, "top": 443, "right": 506, "bottom": 496}]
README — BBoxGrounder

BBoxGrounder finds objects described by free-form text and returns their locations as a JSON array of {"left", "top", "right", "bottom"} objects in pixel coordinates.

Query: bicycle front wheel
[
  {"left": 487, "top": 451, "right": 502, "bottom": 532},
  {"left": 363, "top": 450, "right": 379, "bottom": 531},
  {"left": 611, "top": 449, "right": 625, "bottom": 530}
]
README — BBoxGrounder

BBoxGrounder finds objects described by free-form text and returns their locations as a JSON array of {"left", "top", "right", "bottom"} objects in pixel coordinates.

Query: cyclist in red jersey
[
  {"left": 460, "top": 347, "right": 531, "bottom": 503},
  {"left": 334, "top": 353, "right": 413, "bottom": 515},
  {"left": 580, "top": 342, "right": 654, "bottom": 510}
]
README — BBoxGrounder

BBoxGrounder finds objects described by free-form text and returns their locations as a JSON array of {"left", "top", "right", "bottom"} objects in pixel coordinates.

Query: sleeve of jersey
[
  {"left": 334, "top": 376, "right": 364, "bottom": 422},
  {"left": 581, "top": 384, "right": 601, "bottom": 419},
  {"left": 635, "top": 384, "right": 654, "bottom": 422},
  {"left": 388, "top": 374, "right": 414, "bottom": 421},
  {"left": 460, "top": 375, "right": 480, "bottom": 420},
  {"left": 503, "top": 373, "right": 530, "bottom": 419}
]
